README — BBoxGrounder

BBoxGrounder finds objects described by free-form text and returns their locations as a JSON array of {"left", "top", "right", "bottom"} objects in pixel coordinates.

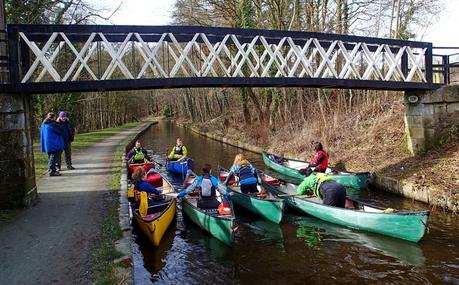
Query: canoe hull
[
  {"left": 228, "top": 188, "right": 284, "bottom": 224},
  {"left": 262, "top": 151, "right": 369, "bottom": 190},
  {"left": 166, "top": 158, "right": 193, "bottom": 175},
  {"left": 218, "top": 166, "right": 284, "bottom": 224},
  {"left": 134, "top": 200, "right": 177, "bottom": 246},
  {"left": 182, "top": 198, "right": 234, "bottom": 245},
  {"left": 262, "top": 181, "right": 429, "bottom": 243},
  {"left": 128, "top": 162, "right": 154, "bottom": 174}
]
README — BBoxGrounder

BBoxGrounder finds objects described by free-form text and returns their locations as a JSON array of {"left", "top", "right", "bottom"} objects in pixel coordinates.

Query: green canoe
[
  {"left": 262, "top": 151, "right": 369, "bottom": 189},
  {"left": 260, "top": 177, "right": 429, "bottom": 243},
  {"left": 181, "top": 195, "right": 236, "bottom": 245},
  {"left": 218, "top": 166, "right": 285, "bottom": 224}
]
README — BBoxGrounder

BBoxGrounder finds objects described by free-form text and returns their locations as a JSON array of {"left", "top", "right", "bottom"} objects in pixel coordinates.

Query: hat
[{"left": 59, "top": 111, "right": 68, "bottom": 117}]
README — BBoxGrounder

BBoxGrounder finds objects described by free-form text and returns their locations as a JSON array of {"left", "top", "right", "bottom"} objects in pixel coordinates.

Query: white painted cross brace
[{"left": 16, "top": 31, "right": 428, "bottom": 84}]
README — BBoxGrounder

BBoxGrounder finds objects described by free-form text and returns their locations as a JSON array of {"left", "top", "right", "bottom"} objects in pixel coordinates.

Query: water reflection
[
  {"left": 132, "top": 224, "right": 176, "bottom": 284},
  {"left": 287, "top": 215, "right": 426, "bottom": 266},
  {"left": 130, "top": 120, "right": 459, "bottom": 285},
  {"left": 243, "top": 219, "right": 284, "bottom": 243}
]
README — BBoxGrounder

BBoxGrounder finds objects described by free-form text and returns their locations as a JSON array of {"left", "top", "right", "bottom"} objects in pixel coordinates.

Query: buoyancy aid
[
  {"left": 311, "top": 150, "right": 328, "bottom": 172},
  {"left": 133, "top": 148, "right": 145, "bottom": 161},
  {"left": 174, "top": 145, "right": 184, "bottom": 155},
  {"left": 200, "top": 177, "right": 216, "bottom": 198},
  {"left": 312, "top": 173, "right": 334, "bottom": 198},
  {"left": 238, "top": 164, "right": 255, "bottom": 182},
  {"left": 139, "top": 191, "right": 148, "bottom": 217},
  {"left": 127, "top": 184, "right": 135, "bottom": 199}
]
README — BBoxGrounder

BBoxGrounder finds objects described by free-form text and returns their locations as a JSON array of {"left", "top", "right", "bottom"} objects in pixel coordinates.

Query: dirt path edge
[{"left": 113, "top": 121, "right": 158, "bottom": 284}]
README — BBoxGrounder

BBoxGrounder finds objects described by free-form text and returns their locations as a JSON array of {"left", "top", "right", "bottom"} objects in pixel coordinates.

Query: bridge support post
[
  {"left": 404, "top": 85, "right": 459, "bottom": 155},
  {"left": 0, "top": 93, "right": 37, "bottom": 209}
]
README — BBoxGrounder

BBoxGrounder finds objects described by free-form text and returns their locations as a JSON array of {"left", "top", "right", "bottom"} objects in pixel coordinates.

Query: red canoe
[
  {"left": 128, "top": 162, "right": 154, "bottom": 174},
  {"left": 145, "top": 172, "right": 163, "bottom": 188}
]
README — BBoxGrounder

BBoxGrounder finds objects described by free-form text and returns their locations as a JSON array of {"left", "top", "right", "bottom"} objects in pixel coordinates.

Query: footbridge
[
  {"left": 1, "top": 24, "right": 447, "bottom": 93},
  {"left": 1, "top": 23, "right": 458, "bottom": 208}
]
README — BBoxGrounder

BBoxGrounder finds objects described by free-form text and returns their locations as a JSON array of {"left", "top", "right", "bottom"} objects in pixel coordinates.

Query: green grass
[
  {"left": 34, "top": 122, "right": 142, "bottom": 177},
  {"left": 92, "top": 126, "right": 141, "bottom": 285}
]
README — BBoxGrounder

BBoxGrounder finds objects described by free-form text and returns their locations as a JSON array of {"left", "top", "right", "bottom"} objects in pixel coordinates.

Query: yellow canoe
[{"left": 132, "top": 173, "right": 177, "bottom": 246}]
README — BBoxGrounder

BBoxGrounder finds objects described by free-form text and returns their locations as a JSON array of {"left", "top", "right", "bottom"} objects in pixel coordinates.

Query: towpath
[{"left": 0, "top": 124, "right": 146, "bottom": 284}]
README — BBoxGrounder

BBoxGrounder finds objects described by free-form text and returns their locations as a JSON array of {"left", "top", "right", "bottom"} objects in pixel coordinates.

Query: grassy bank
[
  {"left": 34, "top": 122, "right": 142, "bottom": 177},
  {"left": 92, "top": 122, "right": 152, "bottom": 284},
  {"left": 176, "top": 97, "right": 459, "bottom": 211},
  {"left": 92, "top": 165, "right": 124, "bottom": 285}
]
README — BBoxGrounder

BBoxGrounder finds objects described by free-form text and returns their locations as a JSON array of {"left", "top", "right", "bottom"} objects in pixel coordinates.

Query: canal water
[{"left": 132, "top": 120, "right": 459, "bottom": 284}]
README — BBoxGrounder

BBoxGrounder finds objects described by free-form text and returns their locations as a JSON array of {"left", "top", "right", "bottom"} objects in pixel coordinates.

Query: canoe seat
[
  {"left": 142, "top": 212, "right": 161, "bottom": 221},
  {"left": 363, "top": 205, "right": 383, "bottom": 213}
]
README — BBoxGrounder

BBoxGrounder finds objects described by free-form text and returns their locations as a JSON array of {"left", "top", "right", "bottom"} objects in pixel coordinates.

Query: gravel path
[{"left": 0, "top": 124, "right": 145, "bottom": 285}]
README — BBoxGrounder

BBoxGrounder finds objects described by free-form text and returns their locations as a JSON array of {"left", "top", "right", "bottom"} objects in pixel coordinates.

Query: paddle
[
  {"left": 145, "top": 150, "right": 164, "bottom": 166},
  {"left": 150, "top": 159, "right": 163, "bottom": 167},
  {"left": 163, "top": 192, "right": 179, "bottom": 198},
  {"left": 277, "top": 193, "right": 313, "bottom": 198}
]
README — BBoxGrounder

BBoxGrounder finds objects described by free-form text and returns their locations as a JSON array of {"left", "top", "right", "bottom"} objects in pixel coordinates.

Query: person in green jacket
[
  {"left": 297, "top": 168, "right": 347, "bottom": 208},
  {"left": 168, "top": 138, "right": 188, "bottom": 161}
]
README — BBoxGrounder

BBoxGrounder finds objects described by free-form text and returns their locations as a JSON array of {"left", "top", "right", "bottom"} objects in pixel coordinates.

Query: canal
[{"left": 132, "top": 120, "right": 459, "bottom": 284}]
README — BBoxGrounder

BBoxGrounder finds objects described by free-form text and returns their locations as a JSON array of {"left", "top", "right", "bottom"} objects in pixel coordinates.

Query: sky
[{"left": 95, "top": 0, "right": 459, "bottom": 49}]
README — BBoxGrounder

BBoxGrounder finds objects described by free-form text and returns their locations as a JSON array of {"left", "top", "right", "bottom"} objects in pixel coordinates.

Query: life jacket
[
  {"left": 311, "top": 150, "right": 328, "bottom": 172},
  {"left": 139, "top": 191, "right": 148, "bottom": 217},
  {"left": 237, "top": 164, "right": 255, "bottom": 182},
  {"left": 312, "top": 173, "right": 334, "bottom": 198},
  {"left": 127, "top": 184, "right": 135, "bottom": 199},
  {"left": 199, "top": 175, "right": 216, "bottom": 198},
  {"left": 133, "top": 148, "right": 145, "bottom": 162},
  {"left": 174, "top": 145, "right": 184, "bottom": 155}
]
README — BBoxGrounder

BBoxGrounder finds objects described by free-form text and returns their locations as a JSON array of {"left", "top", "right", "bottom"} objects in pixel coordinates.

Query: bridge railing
[
  {"left": 433, "top": 47, "right": 459, "bottom": 85},
  {"left": 5, "top": 24, "right": 437, "bottom": 93},
  {"left": 0, "top": 28, "right": 8, "bottom": 84}
]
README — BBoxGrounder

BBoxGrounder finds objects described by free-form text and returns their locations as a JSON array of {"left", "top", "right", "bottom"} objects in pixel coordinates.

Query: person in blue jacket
[
  {"left": 178, "top": 164, "right": 231, "bottom": 209},
  {"left": 131, "top": 168, "right": 161, "bottom": 195},
  {"left": 131, "top": 168, "right": 163, "bottom": 207},
  {"left": 40, "top": 112, "right": 64, "bottom": 176},
  {"left": 224, "top": 153, "right": 259, "bottom": 194},
  {"left": 56, "top": 111, "right": 76, "bottom": 170}
]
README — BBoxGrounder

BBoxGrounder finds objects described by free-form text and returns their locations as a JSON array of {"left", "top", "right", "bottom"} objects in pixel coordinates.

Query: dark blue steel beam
[{"left": 3, "top": 77, "right": 440, "bottom": 94}]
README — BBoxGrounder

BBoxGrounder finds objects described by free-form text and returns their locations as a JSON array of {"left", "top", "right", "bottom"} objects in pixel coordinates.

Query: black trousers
[
  {"left": 319, "top": 181, "right": 347, "bottom": 208},
  {"left": 197, "top": 197, "right": 220, "bottom": 209},
  {"left": 241, "top": 183, "right": 258, "bottom": 194}
]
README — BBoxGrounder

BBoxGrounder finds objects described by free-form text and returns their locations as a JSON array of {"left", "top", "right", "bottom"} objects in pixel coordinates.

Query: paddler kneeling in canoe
[
  {"left": 178, "top": 164, "right": 232, "bottom": 209},
  {"left": 131, "top": 168, "right": 163, "bottom": 206},
  {"left": 297, "top": 168, "right": 346, "bottom": 208}
]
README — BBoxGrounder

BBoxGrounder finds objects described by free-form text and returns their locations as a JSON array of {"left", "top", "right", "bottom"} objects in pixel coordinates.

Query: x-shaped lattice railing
[{"left": 5, "top": 25, "right": 434, "bottom": 92}]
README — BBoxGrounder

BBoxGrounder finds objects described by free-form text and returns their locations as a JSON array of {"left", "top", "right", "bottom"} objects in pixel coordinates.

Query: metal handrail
[
  {"left": 431, "top": 47, "right": 459, "bottom": 84},
  {"left": 0, "top": 28, "right": 9, "bottom": 84}
]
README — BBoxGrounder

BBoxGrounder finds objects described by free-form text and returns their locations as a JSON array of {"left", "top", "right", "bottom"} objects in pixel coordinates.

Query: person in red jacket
[{"left": 308, "top": 141, "right": 329, "bottom": 173}]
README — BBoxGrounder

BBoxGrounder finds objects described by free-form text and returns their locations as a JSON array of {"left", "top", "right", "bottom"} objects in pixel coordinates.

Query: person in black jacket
[{"left": 56, "top": 111, "right": 76, "bottom": 170}]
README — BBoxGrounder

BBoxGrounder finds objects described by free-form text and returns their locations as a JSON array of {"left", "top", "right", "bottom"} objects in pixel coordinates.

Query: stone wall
[
  {"left": 0, "top": 93, "right": 37, "bottom": 208},
  {"left": 405, "top": 85, "right": 459, "bottom": 154}
]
